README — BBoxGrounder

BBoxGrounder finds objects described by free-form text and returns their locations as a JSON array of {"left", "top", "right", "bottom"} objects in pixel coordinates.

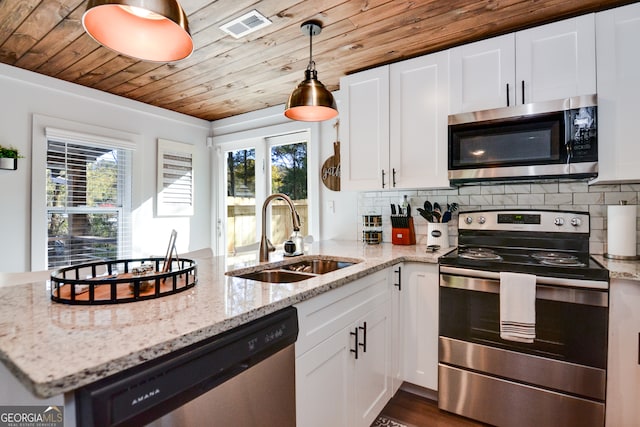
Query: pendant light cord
[{"left": 307, "top": 23, "right": 315, "bottom": 72}]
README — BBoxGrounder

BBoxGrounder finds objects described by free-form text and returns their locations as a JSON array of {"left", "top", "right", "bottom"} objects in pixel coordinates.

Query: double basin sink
[{"left": 226, "top": 256, "right": 361, "bottom": 283}]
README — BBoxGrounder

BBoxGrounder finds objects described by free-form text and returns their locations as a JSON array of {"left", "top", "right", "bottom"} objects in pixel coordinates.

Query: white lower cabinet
[
  {"left": 606, "top": 279, "right": 640, "bottom": 427},
  {"left": 295, "top": 323, "right": 351, "bottom": 426},
  {"left": 390, "top": 265, "right": 403, "bottom": 394},
  {"left": 295, "top": 269, "right": 393, "bottom": 427},
  {"left": 401, "top": 262, "right": 439, "bottom": 390}
]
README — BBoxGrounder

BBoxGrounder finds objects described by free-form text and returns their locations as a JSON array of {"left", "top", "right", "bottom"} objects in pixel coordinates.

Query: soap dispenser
[{"left": 284, "top": 230, "right": 304, "bottom": 256}]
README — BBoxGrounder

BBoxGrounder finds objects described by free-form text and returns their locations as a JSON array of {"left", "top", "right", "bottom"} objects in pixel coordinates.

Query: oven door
[
  {"left": 438, "top": 271, "right": 608, "bottom": 427},
  {"left": 439, "top": 272, "right": 608, "bottom": 370}
]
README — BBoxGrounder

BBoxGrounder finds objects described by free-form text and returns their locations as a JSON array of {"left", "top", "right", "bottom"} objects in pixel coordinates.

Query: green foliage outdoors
[
  {"left": 271, "top": 142, "right": 307, "bottom": 200},
  {"left": 47, "top": 149, "right": 119, "bottom": 240},
  {"left": 226, "top": 143, "right": 307, "bottom": 200},
  {"left": 227, "top": 149, "right": 256, "bottom": 197}
]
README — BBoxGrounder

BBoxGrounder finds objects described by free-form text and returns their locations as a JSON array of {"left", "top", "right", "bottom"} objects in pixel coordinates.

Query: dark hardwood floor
[{"left": 377, "top": 390, "right": 489, "bottom": 427}]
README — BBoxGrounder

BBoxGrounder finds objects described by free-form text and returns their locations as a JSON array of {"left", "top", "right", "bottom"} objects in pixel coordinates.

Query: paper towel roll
[{"left": 607, "top": 204, "right": 637, "bottom": 259}]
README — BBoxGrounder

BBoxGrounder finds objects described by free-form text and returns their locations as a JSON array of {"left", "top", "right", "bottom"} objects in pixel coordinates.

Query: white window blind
[
  {"left": 157, "top": 139, "right": 195, "bottom": 216},
  {"left": 46, "top": 137, "right": 132, "bottom": 268}
]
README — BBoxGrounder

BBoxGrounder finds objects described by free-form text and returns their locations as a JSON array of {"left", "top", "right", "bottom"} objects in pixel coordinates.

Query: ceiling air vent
[{"left": 220, "top": 10, "right": 272, "bottom": 39}]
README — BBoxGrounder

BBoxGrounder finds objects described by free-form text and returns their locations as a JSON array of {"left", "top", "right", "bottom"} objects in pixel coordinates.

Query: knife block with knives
[{"left": 391, "top": 203, "right": 416, "bottom": 245}]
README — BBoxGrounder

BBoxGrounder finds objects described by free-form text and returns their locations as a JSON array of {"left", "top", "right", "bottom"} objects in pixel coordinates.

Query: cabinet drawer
[{"left": 295, "top": 269, "right": 390, "bottom": 357}]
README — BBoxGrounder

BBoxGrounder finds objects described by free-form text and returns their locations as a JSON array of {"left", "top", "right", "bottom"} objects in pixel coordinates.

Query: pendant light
[
  {"left": 285, "top": 20, "right": 338, "bottom": 122},
  {"left": 82, "top": 0, "right": 193, "bottom": 62}
]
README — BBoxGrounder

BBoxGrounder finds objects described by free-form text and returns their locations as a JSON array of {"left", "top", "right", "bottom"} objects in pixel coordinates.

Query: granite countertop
[
  {"left": 593, "top": 255, "right": 640, "bottom": 281},
  {"left": 0, "top": 240, "right": 444, "bottom": 398}
]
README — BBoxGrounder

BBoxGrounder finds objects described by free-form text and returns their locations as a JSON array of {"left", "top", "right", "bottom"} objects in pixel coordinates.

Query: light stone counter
[
  {"left": 0, "top": 240, "right": 445, "bottom": 398},
  {"left": 593, "top": 255, "right": 640, "bottom": 281}
]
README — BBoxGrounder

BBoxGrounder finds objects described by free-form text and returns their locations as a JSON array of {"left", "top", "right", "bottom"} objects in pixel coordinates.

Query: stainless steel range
[{"left": 438, "top": 209, "right": 609, "bottom": 427}]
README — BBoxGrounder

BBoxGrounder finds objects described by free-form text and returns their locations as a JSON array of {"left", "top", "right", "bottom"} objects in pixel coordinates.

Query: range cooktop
[
  {"left": 439, "top": 209, "right": 609, "bottom": 282},
  {"left": 439, "top": 246, "right": 609, "bottom": 281}
]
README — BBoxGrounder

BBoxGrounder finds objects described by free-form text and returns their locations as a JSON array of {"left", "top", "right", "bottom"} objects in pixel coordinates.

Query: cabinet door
[
  {"left": 594, "top": 3, "right": 640, "bottom": 183},
  {"left": 390, "top": 265, "right": 403, "bottom": 393},
  {"left": 340, "top": 66, "right": 390, "bottom": 191},
  {"left": 352, "top": 301, "right": 392, "bottom": 427},
  {"left": 606, "top": 279, "right": 640, "bottom": 427},
  {"left": 390, "top": 52, "right": 450, "bottom": 189},
  {"left": 402, "top": 263, "right": 439, "bottom": 390},
  {"left": 296, "top": 328, "right": 352, "bottom": 427},
  {"left": 449, "top": 34, "right": 515, "bottom": 113},
  {"left": 516, "top": 14, "right": 596, "bottom": 104}
]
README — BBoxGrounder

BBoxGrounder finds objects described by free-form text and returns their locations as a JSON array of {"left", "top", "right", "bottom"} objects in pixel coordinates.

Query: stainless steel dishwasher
[{"left": 75, "top": 307, "right": 298, "bottom": 427}]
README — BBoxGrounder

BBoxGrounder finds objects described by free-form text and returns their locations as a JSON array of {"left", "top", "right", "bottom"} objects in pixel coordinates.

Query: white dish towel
[{"left": 500, "top": 271, "right": 536, "bottom": 343}]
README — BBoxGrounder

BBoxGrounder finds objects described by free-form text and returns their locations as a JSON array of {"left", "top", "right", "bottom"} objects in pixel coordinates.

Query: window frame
[
  {"left": 213, "top": 122, "right": 320, "bottom": 257},
  {"left": 31, "top": 115, "right": 139, "bottom": 270}
]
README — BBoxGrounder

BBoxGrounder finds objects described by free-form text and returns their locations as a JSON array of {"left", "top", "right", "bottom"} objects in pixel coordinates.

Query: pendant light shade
[
  {"left": 82, "top": 0, "right": 193, "bottom": 62},
  {"left": 285, "top": 21, "right": 338, "bottom": 122}
]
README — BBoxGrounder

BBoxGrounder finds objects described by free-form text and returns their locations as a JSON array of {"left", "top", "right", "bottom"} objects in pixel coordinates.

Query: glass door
[
  {"left": 226, "top": 147, "right": 257, "bottom": 257},
  {"left": 267, "top": 135, "right": 308, "bottom": 245},
  {"left": 223, "top": 131, "right": 310, "bottom": 263}
]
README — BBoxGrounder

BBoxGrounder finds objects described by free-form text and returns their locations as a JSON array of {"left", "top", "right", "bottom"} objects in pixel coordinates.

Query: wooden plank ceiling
[{"left": 0, "top": 0, "right": 635, "bottom": 121}]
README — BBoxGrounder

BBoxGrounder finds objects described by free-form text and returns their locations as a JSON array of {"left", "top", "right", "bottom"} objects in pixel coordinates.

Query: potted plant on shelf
[{"left": 0, "top": 145, "right": 22, "bottom": 170}]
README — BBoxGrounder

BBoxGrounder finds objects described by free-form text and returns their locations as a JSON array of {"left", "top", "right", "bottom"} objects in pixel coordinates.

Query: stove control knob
[
  {"left": 570, "top": 217, "right": 582, "bottom": 227},
  {"left": 477, "top": 216, "right": 486, "bottom": 224},
  {"left": 464, "top": 216, "right": 473, "bottom": 224},
  {"left": 554, "top": 217, "right": 565, "bottom": 226}
]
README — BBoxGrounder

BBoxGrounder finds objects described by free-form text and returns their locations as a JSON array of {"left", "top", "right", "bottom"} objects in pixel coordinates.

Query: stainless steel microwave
[{"left": 448, "top": 95, "right": 597, "bottom": 184}]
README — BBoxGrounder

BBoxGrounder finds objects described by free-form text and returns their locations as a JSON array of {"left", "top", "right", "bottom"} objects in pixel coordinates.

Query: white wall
[
  {"left": 317, "top": 92, "right": 359, "bottom": 241},
  {"left": 0, "top": 64, "right": 212, "bottom": 272}
]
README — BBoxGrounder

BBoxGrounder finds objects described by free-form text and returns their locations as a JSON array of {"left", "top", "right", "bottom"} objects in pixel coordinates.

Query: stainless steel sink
[
  {"left": 226, "top": 256, "right": 361, "bottom": 283},
  {"left": 281, "top": 259, "right": 355, "bottom": 274},
  {"left": 231, "top": 270, "right": 314, "bottom": 283}
]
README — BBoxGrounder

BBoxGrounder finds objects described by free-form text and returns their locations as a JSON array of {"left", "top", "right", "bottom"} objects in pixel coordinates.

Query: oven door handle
[
  {"left": 439, "top": 266, "right": 608, "bottom": 290},
  {"left": 440, "top": 270, "right": 608, "bottom": 307}
]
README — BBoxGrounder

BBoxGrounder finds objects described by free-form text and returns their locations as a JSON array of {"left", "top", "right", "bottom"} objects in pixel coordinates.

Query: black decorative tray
[{"left": 50, "top": 257, "right": 197, "bottom": 305}]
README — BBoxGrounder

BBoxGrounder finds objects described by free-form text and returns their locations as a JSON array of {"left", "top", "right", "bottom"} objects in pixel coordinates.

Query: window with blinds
[
  {"left": 46, "top": 139, "right": 132, "bottom": 268},
  {"left": 157, "top": 139, "right": 195, "bottom": 216}
]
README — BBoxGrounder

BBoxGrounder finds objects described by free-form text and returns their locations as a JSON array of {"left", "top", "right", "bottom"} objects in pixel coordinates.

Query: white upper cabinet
[
  {"left": 389, "top": 52, "right": 450, "bottom": 189},
  {"left": 340, "top": 52, "right": 450, "bottom": 191},
  {"left": 516, "top": 14, "right": 596, "bottom": 104},
  {"left": 449, "top": 34, "right": 515, "bottom": 113},
  {"left": 593, "top": 2, "right": 640, "bottom": 183},
  {"left": 449, "top": 14, "right": 596, "bottom": 114},
  {"left": 340, "top": 67, "right": 390, "bottom": 191}
]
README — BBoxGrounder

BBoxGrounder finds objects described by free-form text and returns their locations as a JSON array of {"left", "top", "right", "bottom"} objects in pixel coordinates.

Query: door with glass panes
[{"left": 224, "top": 132, "right": 309, "bottom": 262}]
